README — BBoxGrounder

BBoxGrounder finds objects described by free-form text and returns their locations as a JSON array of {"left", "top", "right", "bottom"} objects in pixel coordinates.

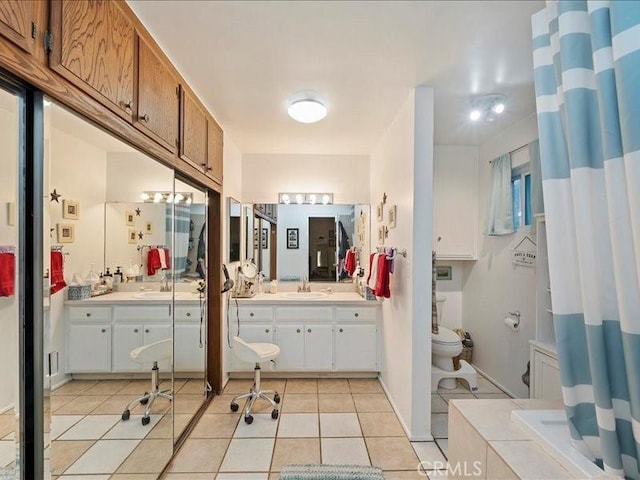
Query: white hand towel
[
  {"left": 367, "top": 253, "right": 379, "bottom": 290},
  {"left": 158, "top": 248, "right": 167, "bottom": 269}
]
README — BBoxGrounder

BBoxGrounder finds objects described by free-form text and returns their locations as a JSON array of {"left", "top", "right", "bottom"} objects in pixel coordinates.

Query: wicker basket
[{"left": 452, "top": 328, "right": 473, "bottom": 370}]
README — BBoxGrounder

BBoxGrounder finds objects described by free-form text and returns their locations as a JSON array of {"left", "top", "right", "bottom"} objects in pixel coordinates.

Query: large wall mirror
[
  {"left": 227, "top": 197, "right": 241, "bottom": 263},
  {"left": 242, "top": 203, "right": 370, "bottom": 283},
  {"left": 43, "top": 100, "right": 208, "bottom": 477}
]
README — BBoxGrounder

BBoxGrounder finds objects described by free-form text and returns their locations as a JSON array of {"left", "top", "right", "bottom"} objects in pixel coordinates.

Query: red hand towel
[
  {"left": 345, "top": 250, "right": 356, "bottom": 276},
  {"left": 147, "top": 248, "right": 161, "bottom": 276},
  {"left": 374, "top": 254, "right": 391, "bottom": 299},
  {"left": 163, "top": 248, "right": 171, "bottom": 270},
  {"left": 0, "top": 252, "right": 15, "bottom": 297},
  {"left": 50, "top": 251, "right": 66, "bottom": 295}
]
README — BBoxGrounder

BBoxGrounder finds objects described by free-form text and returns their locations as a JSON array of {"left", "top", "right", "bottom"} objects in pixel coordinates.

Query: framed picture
[
  {"left": 57, "top": 223, "right": 74, "bottom": 243},
  {"left": 145, "top": 221, "right": 153, "bottom": 234},
  {"left": 376, "top": 202, "right": 384, "bottom": 222},
  {"left": 388, "top": 205, "right": 397, "bottom": 229},
  {"left": 435, "top": 265, "right": 452, "bottom": 281},
  {"left": 261, "top": 228, "right": 269, "bottom": 249},
  {"left": 377, "top": 225, "right": 387, "bottom": 245},
  {"left": 287, "top": 228, "right": 299, "bottom": 249},
  {"left": 125, "top": 211, "right": 135, "bottom": 226},
  {"left": 127, "top": 228, "right": 138, "bottom": 244},
  {"left": 62, "top": 199, "right": 79, "bottom": 220}
]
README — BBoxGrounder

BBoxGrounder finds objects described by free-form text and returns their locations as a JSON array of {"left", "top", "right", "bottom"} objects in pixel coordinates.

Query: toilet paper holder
[{"left": 508, "top": 311, "right": 521, "bottom": 328}]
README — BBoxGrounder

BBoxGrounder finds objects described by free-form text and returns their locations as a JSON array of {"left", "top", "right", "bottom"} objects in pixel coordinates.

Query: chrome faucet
[{"left": 298, "top": 275, "right": 311, "bottom": 292}]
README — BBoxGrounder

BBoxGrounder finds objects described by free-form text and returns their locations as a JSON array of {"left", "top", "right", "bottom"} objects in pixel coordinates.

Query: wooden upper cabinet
[
  {"left": 0, "top": 0, "right": 37, "bottom": 54},
  {"left": 207, "top": 117, "right": 223, "bottom": 184},
  {"left": 135, "top": 36, "right": 179, "bottom": 153},
  {"left": 180, "top": 87, "right": 207, "bottom": 170},
  {"left": 50, "top": 0, "right": 135, "bottom": 122}
]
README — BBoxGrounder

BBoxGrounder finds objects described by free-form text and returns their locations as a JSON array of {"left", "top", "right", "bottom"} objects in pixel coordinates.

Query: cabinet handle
[
  {"left": 354, "top": 312, "right": 359, "bottom": 317},
  {"left": 296, "top": 329, "right": 301, "bottom": 333},
  {"left": 121, "top": 100, "right": 132, "bottom": 111},
  {"left": 201, "top": 162, "right": 213, "bottom": 172},
  {"left": 186, "top": 312, "right": 191, "bottom": 317},
  {"left": 139, "top": 113, "right": 149, "bottom": 122},
  {"left": 101, "top": 329, "right": 106, "bottom": 333},
  {"left": 437, "top": 236, "right": 442, "bottom": 242},
  {"left": 250, "top": 312, "right": 254, "bottom": 317},
  {"left": 339, "top": 328, "right": 344, "bottom": 333},
  {"left": 265, "top": 328, "right": 270, "bottom": 333},
  {"left": 307, "top": 328, "right": 312, "bottom": 333},
  {"left": 145, "top": 329, "right": 150, "bottom": 333},
  {"left": 86, "top": 313, "right": 91, "bottom": 317},
  {"left": 134, "top": 329, "right": 139, "bottom": 333}
]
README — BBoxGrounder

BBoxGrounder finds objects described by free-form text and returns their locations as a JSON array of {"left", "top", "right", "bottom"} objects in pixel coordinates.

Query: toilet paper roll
[{"left": 504, "top": 316, "right": 519, "bottom": 330}]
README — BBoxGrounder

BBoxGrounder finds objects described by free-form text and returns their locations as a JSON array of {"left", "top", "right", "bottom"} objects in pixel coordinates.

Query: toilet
[{"left": 432, "top": 297, "right": 478, "bottom": 392}]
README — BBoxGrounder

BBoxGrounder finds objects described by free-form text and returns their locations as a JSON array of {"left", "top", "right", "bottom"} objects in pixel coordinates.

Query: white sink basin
[
  {"left": 279, "top": 291, "right": 328, "bottom": 300},
  {"left": 132, "top": 291, "right": 174, "bottom": 300}
]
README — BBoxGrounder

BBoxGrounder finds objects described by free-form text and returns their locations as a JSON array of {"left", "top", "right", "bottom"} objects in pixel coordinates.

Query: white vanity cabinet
[
  {"left": 67, "top": 323, "right": 112, "bottom": 373},
  {"left": 228, "top": 301, "right": 380, "bottom": 373},
  {"left": 433, "top": 146, "right": 479, "bottom": 260},
  {"left": 174, "top": 305, "right": 206, "bottom": 372}
]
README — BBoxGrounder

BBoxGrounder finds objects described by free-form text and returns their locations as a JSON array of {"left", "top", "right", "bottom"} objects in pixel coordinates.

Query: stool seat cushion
[
  {"left": 232, "top": 336, "right": 280, "bottom": 364},
  {"left": 130, "top": 338, "right": 172, "bottom": 363}
]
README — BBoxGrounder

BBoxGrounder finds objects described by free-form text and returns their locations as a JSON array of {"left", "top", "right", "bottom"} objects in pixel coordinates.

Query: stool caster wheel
[
  {"left": 230, "top": 402, "right": 239, "bottom": 412},
  {"left": 274, "top": 393, "right": 281, "bottom": 404},
  {"left": 141, "top": 416, "right": 151, "bottom": 426},
  {"left": 244, "top": 414, "right": 254, "bottom": 424},
  {"left": 271, "top": 409, "right": 279, "bottom": 420},
  {"left": 140, "top": 397, "right": 149, "bottom": 405},
  {"left": 121, "top": 409, "right": 130, "bottom": 421}
]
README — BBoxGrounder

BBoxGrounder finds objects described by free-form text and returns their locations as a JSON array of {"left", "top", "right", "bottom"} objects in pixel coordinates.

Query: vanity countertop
[
  {"left": 65, "top": 291, "right": 203, "bottom": 305},
  {"left": 232, "top": 292, "right": 377, "bottom": 306}
]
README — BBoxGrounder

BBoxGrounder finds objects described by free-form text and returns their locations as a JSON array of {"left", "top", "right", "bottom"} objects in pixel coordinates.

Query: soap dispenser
[{"left": 114, "top": 266, "right": 123, "bottom": 284}]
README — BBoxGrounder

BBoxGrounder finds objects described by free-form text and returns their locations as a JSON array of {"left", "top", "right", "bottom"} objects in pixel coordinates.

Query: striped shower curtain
[
  {"left": 532, "top": 2, "right": 640, "bottom": 479},
  {"left": 167, "top": 204, "right": 191, "bottom": 275}
]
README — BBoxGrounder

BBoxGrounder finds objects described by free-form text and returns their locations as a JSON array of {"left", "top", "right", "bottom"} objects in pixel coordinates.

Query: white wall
[
  {"left": 242, "top": 154, "right": 370, "bottom": 205},
  {"left": 461, "top": 113, "right": 539, "bottom": 398},
  {"left": 105, "top": 152, "right": 175, "bottom": 203},
  {"left": 435, "top": 261, "right": 464, "bottom": 330},
  {"left": 0, "top": 96, "right": 19, "bottom": 411},
  {"left": 276, "top": 204, "right": 355, "bottom": 281},
  {"left": 370, "top": 87, "right": 434, "bottom": 440}
]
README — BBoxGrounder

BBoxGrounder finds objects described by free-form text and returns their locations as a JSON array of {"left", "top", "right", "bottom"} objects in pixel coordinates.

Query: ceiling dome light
[
  {"left": 288, "top": 99, "right": 327, "bottom": 124},
  {"left": 469, "top": 110, "right": 482, "bottom": 121},
  {"left": 493, "top": 103, "right": 505, "bottom": 114}
]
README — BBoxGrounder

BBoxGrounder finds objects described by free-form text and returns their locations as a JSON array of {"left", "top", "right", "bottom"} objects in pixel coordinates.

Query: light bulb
[
  {"left": 469, "top": 110, "right": 482, "bottom": 121},
  {"left": 166, "top": 193, "right": 174, "bottom": 203},
  {"left": 308, "top": 194, "right": 316, "bottom": 204},
  {"left": 153, "top": 192, "right": 163, "bottom": 203},
  {"left": 493, "top": 103, "right": 505, "bottom": 114},
  {"left": 322, "top": 194, "right": 330, "bottom": 205},
  {"left": 185, "top": 196, "right": 192, "bottom": 205},
  {"left": 295, "top": 194, "right": 304, "bottom": 204},
  {"left": 174, "top": 193, "right": 184, "bottom": 204},
  {"left": 140, "top": 193, "right": 150, "bottom": 201},
  {"left": 281, "top": 194, "right": 290, "bottom": 204}
]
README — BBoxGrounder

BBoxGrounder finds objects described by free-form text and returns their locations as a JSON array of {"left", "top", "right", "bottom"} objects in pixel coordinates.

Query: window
[{"left": 512, "top": 165, "right": 532, "bottom": 229}]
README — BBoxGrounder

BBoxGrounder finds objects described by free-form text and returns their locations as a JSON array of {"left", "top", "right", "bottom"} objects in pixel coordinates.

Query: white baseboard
[
  {"left": 50, "top": 375, "right": 72, "bottom": 392},
  {"left": 471, "top": 365, "right": 517, "bottom": 398},
  {"left": 0, "top": 404, "right": 14, "bottom": 415},
  {"left": 378, "top": 376, "right": 434, "bottom": 442}
]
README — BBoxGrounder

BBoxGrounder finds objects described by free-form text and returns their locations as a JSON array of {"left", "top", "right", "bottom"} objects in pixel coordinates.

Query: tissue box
[{"left": 68, "top": 284, "right": 92, "bottom": 300}]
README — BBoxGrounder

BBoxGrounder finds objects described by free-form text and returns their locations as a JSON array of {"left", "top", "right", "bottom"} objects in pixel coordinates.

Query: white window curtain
[{"left": 485, "top": 153, "right": 514, "bottom": 235}]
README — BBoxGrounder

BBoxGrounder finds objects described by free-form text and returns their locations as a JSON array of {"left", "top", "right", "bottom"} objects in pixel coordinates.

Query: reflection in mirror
[
  {"left": 0, "top": 87, "right": 21, "bottom": 479},
  {"left": 243, "top": 204, "right": 370, "bottom": 283},
  {"left": 44, "top": 100, "right": 174, "bottom": 477},
  {"left": 227, "top": 198, "right": 241, "bottom": 263}
]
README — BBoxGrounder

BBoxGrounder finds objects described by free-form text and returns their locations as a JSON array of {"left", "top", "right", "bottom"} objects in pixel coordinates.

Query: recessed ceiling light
[
  {"left": 288, "top": 99, "right": 327, "bottom": 124},
  {"left": 493, "top": 103, "right": 505, "bottom": 114},
  {"left": 469, "top": 110, "right": 482, "bottom": 121}
]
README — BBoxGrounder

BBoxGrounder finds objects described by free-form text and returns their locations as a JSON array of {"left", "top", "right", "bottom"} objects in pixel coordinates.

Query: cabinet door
[
  {"left": 112, "top": 324, "right": 143, "bottom": 372},
  {"left": 304, "top": 324, "right": 333, "bottom": 371},
  {"left": 50, "top": 0, "right": 135, "bottom": 122},
  {"left": 532, "top": 350, "right": 562, "bottom": 400},
  {"left": 335, "top": 323, "right": 377, "bottom": 371},
  {"left": 136, "top": 36, "right": 179, "bottom": 152},
  {"left": 274, "top": 324, "right": 304, "bottom": 371},
  {"left": 174, "top": 324, "right": 205, "bottom": 372},
  {"left": 433, "top": 146, "right": 478, "bottom": 259},
  {"left": 231, "top": 324, "right": 273, "bottom": 370},
  {"left": 206, "top": 117, "right": 223, "bottom": 184},
  {"left": 0, "top": 0, "right": 35, "bottom": 53},
  {"left": 143, "top": 325, "right": 172, "bottom": 372},
  {"left": 67, "top": 324, "right": 111, "bottom": 373},
  {"left": 180, "top": 87, "right": 207, "bottom": 170}
]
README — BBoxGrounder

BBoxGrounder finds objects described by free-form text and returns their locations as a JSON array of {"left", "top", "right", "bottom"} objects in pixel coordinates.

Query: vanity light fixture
[
  {"left": 140, "top": 191, "right": 193, "bottom": 204},
  {"left": 288, "top": 99, "right": 327, "bottom": 124},
  {"left": 278, "top": 193, "right": 333, "bottom": 205},
  {"left": 469, "top": 94, "right": 506, "bottom": 122}
]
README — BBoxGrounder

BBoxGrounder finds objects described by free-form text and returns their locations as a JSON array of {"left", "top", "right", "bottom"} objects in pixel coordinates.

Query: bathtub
[{"left": 511, "top": 409, "right": 618, "bottom": 480}]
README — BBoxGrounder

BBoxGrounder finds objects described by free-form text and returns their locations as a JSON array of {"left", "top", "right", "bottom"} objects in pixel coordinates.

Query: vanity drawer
[
  {"left": 276, "top": 307, "right": 332, "bottom": 322},
  {"left": 68, "top": 306, "right": 112, "bottom": 322},
  {"left": 335, "top": 307, "right": 377, "bottom": 322},
  {"left": 237, "top": 306, "right": 273, "bottom": 321},
  {"left": 114, "top": 305, "right": 172, "bottom": 320},
  {"left": 175, "top": 305, "right": 201, "bottom": 322}
]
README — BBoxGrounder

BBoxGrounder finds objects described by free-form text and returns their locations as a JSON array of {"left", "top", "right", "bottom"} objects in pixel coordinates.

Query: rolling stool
[
  {"left": 229, "top": 336, "right": 280, "bottom": 423},
  {"left": 121, "top": 338, "right": 173, "bottom": 426}
]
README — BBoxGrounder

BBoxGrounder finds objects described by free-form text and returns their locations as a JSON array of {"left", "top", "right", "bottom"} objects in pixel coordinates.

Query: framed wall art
[
  {"left": 57, "top": 224, "right": 74, "bottom": 243},
  {"left": 62, "top": 199, "right": 79, "bottom": 220},
  {"left": 287, "top": 228, "right": 299, "bottom": 249}
]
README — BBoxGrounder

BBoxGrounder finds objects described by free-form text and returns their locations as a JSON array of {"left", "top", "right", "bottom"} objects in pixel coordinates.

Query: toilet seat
[{"left": 432, "top": 327, "right": 461, "bottom": 345}]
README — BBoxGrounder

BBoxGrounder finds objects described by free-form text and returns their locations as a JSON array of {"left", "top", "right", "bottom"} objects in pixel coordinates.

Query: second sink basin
[
  {"left": 279, "top": 291, "right": 328, "bottom": 300},
  {"left": 132, "top": 291, "right": 174, "bottom": 300}
]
